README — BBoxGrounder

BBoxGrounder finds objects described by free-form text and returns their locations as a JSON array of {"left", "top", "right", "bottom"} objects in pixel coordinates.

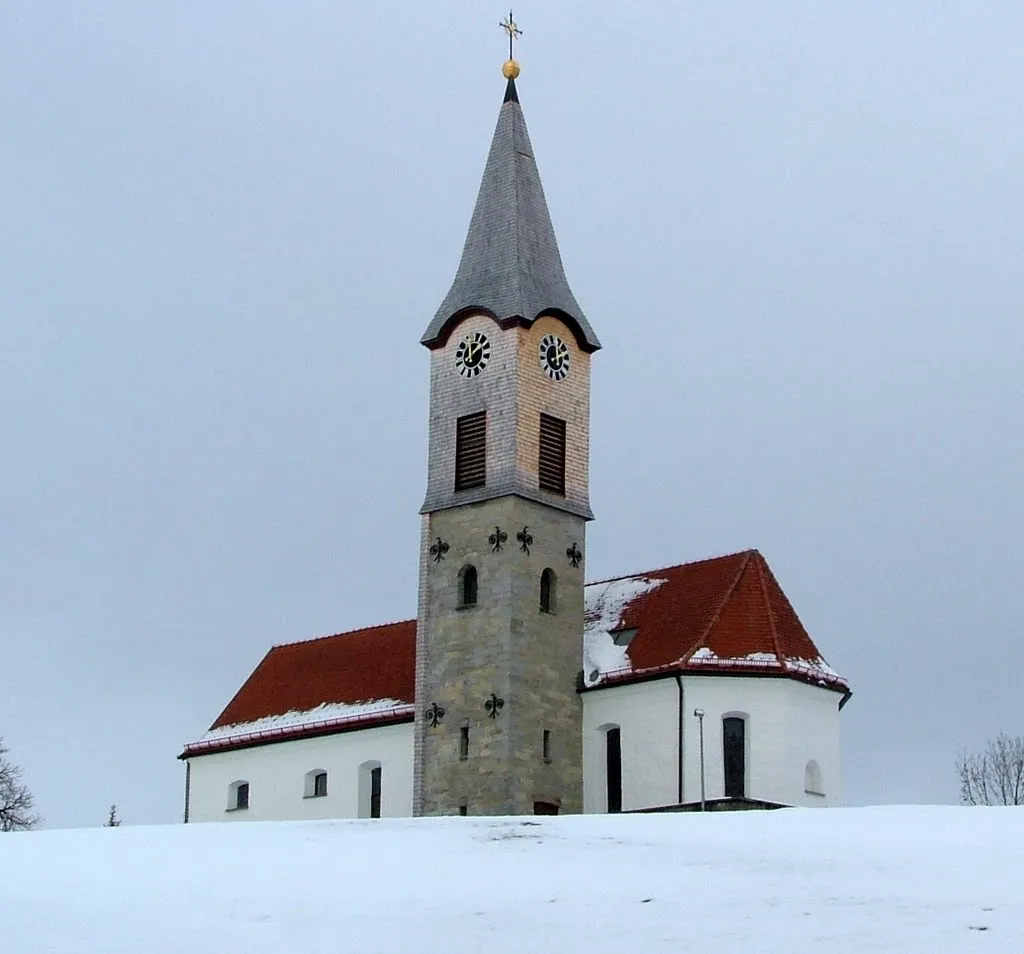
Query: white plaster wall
[
  {"left": 783, "top": 679, "right": 843, "bottom": 807},
  {"left": 186, "top": 723, "right": 414, "bottom": 823},
  {"left": 185, "top": 676, "right": 842, "bottom": 821},
  {"left": 681, "top": 676, "right": 843, "bottom": 808},
  {"left": 581, "top": 675, "right": 843, "bottom": 813},
  {"left": 581, "top": 678, "right": 679, "bottom": 813}
]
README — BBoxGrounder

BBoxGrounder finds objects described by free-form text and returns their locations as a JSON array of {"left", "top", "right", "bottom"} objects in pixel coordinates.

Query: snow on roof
[
  {"left": 583, "top": 574, "right": 667, "bottom": 686},
  {"left": 785, "top": 656, "right": 843, "bottom": 680},
  {"left": 686, "top": 648, "right": 783, "bottom": 668},
  {"left": 188, "top": 699, "right": 413, "bottom": 753},
  {"left": 180, "top": 620, "right": 416, "bottom": 757}
]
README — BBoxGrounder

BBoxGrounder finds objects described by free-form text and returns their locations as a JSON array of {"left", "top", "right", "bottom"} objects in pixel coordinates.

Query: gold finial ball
[{"left": 502, "top": 58, "right": 521, "bottom": 80}]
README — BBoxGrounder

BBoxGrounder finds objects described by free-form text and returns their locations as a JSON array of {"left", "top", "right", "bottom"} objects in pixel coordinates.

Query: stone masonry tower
[{"left": 413, "top": 57, "right": 601, "bottom": 816}]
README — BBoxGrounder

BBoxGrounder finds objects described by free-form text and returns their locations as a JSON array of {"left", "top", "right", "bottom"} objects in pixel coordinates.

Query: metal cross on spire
[{"left": 500, "top": 10, "right": 522, "bottom": 61}]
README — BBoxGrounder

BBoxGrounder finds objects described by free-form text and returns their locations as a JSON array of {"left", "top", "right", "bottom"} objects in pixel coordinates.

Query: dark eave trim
[
  {"left": 578, "top": 665, "right": 850, "bottom": 697},
  {"left": 179, "top": 709, "right": 415, "bottom": 760},
  {"left": 422, "top": 307, "right": 600, "bottom": 354}
]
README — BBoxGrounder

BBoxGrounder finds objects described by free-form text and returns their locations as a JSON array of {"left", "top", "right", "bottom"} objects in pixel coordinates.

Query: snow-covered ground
[{"left": 2, "top": 806, "right": 1022, "bottom": 953}]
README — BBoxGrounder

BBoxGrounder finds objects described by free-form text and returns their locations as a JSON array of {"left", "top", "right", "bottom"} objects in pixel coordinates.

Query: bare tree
[
  {"left": 105, "top": 804, "right": 121, "bottom": 827},
  {"left": 0, "top": 737, "right": 40, "bottom": 831},
  {"left": 957, "top": 732, "right": 1024, "bottom": 806}
]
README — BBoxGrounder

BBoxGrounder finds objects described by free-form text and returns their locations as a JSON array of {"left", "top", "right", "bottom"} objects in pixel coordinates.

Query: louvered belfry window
[
  {"left": 538, "top": 413, "right": 567, "bottom": 495},
  {"left": 455, "top": 411, "right": 487, "bottom": 491}
]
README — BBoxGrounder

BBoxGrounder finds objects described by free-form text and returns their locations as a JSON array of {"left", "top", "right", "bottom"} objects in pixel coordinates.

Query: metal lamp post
[{"left": 693, "top": 708, "right": 706, "bottom": 811}]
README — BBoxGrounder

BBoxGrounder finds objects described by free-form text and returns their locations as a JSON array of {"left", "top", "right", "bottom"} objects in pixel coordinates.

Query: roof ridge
[
  {"left": 272, "top": 617, "right": 415, "bottom": 649},
  {"left": 752, "top": 552, "right": 788, "bottom": 671},
  {"left": 511, "top": 98, "right": 524, "bottom": 310},
  {"left": 585, "top": 549, "right": 758, "bottom": 589},
  {"left": 677, "top": 550, "right": 755, "bottom": 665}
]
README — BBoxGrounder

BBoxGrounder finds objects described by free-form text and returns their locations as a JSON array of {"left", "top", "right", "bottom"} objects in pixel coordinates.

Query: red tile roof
[
  {"left": 180, "top": 621, "right": 415, "bottom": 757},
  {"left": 585, "top": 550, "right": 846, "bottom": 688},
  {"left": 181, "top": 550, "right": 847, "bottom": 758}
]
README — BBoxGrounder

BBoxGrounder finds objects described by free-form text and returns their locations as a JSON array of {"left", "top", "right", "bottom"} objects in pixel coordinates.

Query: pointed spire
[{"left": 422, "top": 76, "right": 600, "bottom": 352}]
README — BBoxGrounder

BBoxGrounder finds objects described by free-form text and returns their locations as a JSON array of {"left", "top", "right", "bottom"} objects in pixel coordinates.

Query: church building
[{"left": 180, "top": 50, "right": 851, "bottom": 822}]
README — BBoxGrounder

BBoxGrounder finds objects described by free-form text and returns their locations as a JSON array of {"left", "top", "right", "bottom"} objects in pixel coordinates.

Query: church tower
[{"left": 413, "top": 49, "right": 601, "bottom": 816}]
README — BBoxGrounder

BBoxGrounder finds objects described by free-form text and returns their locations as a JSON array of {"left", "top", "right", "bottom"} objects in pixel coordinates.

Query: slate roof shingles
[{"left": 421, "top": 77, "right": 601, "bottom": 353}]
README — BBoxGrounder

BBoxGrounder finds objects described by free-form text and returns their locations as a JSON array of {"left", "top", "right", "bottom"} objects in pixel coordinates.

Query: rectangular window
[
  {"left": 542, "top": 729, "right": 551, "bottom": 762},
  {"left": 538, "top": 414, "right": 566, "bottom": 495},
  {"left": 458, "top": 804, "right": 468, "bottom": 816},
  {"left": 606, "top": 727, "right": 622, "bottom": 814},
  {"left": 313, "top": 772, "right": 327, "bottom": 798},
  {"left": 459, "top": 726, "right": 470, "bottom": 761},
  {"left": 370, "top": 766, "right": 382, "bottom": 819},
  {"left": 234, "top": 782, "right": 249, "bottom": 810},
  {"left": 455, "top": 411, "right": 487, "bottom": 491},
  {"left": 533, "top": 801, "right": 559, "bottom": 815}
]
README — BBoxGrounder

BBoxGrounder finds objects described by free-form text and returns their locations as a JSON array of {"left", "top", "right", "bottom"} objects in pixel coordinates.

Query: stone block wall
[{"left": 413, "top": 495, "right": 586, "bottom": 816}]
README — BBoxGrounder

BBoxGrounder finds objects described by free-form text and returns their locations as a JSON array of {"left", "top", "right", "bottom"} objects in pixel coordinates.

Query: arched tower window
[
  {"left": 722, "top": 717, "right": 746, "bottom": 799},
  {"left": 459, "top": 565, "right": 478, "bottom": 607},
  {"left": 805, "top": 759, "right": 824, "bottom": 796},
  {"left": 540, "top": 568, "right": 557, "bottom": 614}
]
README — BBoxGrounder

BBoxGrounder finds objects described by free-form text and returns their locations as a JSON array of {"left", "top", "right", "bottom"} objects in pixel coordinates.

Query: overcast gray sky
[{"left": 1, "top": 2, "right": 1021, "bottom": 829}]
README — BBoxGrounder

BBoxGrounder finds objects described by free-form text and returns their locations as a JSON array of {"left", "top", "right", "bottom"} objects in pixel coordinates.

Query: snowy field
[{"left": 2, "top": 806, "right": 1022, "bottom": 953}]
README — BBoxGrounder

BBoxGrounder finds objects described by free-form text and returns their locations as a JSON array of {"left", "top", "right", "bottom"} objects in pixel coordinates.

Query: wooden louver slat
[
  {"left": 538, "top": 413, "right": 567, "bottom": 495},
  {"left": 455, "top": 411, "right": 487, "bottom": 491}
]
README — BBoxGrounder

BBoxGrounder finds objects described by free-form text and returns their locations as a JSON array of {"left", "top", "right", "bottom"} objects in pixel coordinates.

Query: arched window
[
  {"left": 723, "top": 717, "right": 746, "bottom": 798},
  {"left": 304, "top": 769, "right": 328, "bottom": 798},
  {"left": 459, "top": 565, "right": 478, "bottom": 607},
  {"left": 540, "top": 568, "right": 557, "bottom": 614},
  {"left": 805, "top": 759, "right": 824, "bottom": 796},
  {"left": 358, "top": 761, "right": 383, "bottom": 819},
  {"left": 600, "top": 724, "right": 622, "bottom": 814},
  {"left": 227, "top": 780, "right": 249, "bottom": 811}
]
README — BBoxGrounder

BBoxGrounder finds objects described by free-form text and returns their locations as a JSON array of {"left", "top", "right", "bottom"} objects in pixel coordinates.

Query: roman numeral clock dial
[
  {"left": 539, "top": 334, "right": 570, "bottom": 381},
  {"left": 455, "top": 332, "right": 491, "bottom": 378}
]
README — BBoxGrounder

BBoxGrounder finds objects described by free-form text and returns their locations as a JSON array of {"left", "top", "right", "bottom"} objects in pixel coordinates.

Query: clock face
[
  {"left": 539, "top": 334, "right": 570, "bottom": 381},
  {"left": 455, "top": 332, "right": 491, "bottom": 378}
]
